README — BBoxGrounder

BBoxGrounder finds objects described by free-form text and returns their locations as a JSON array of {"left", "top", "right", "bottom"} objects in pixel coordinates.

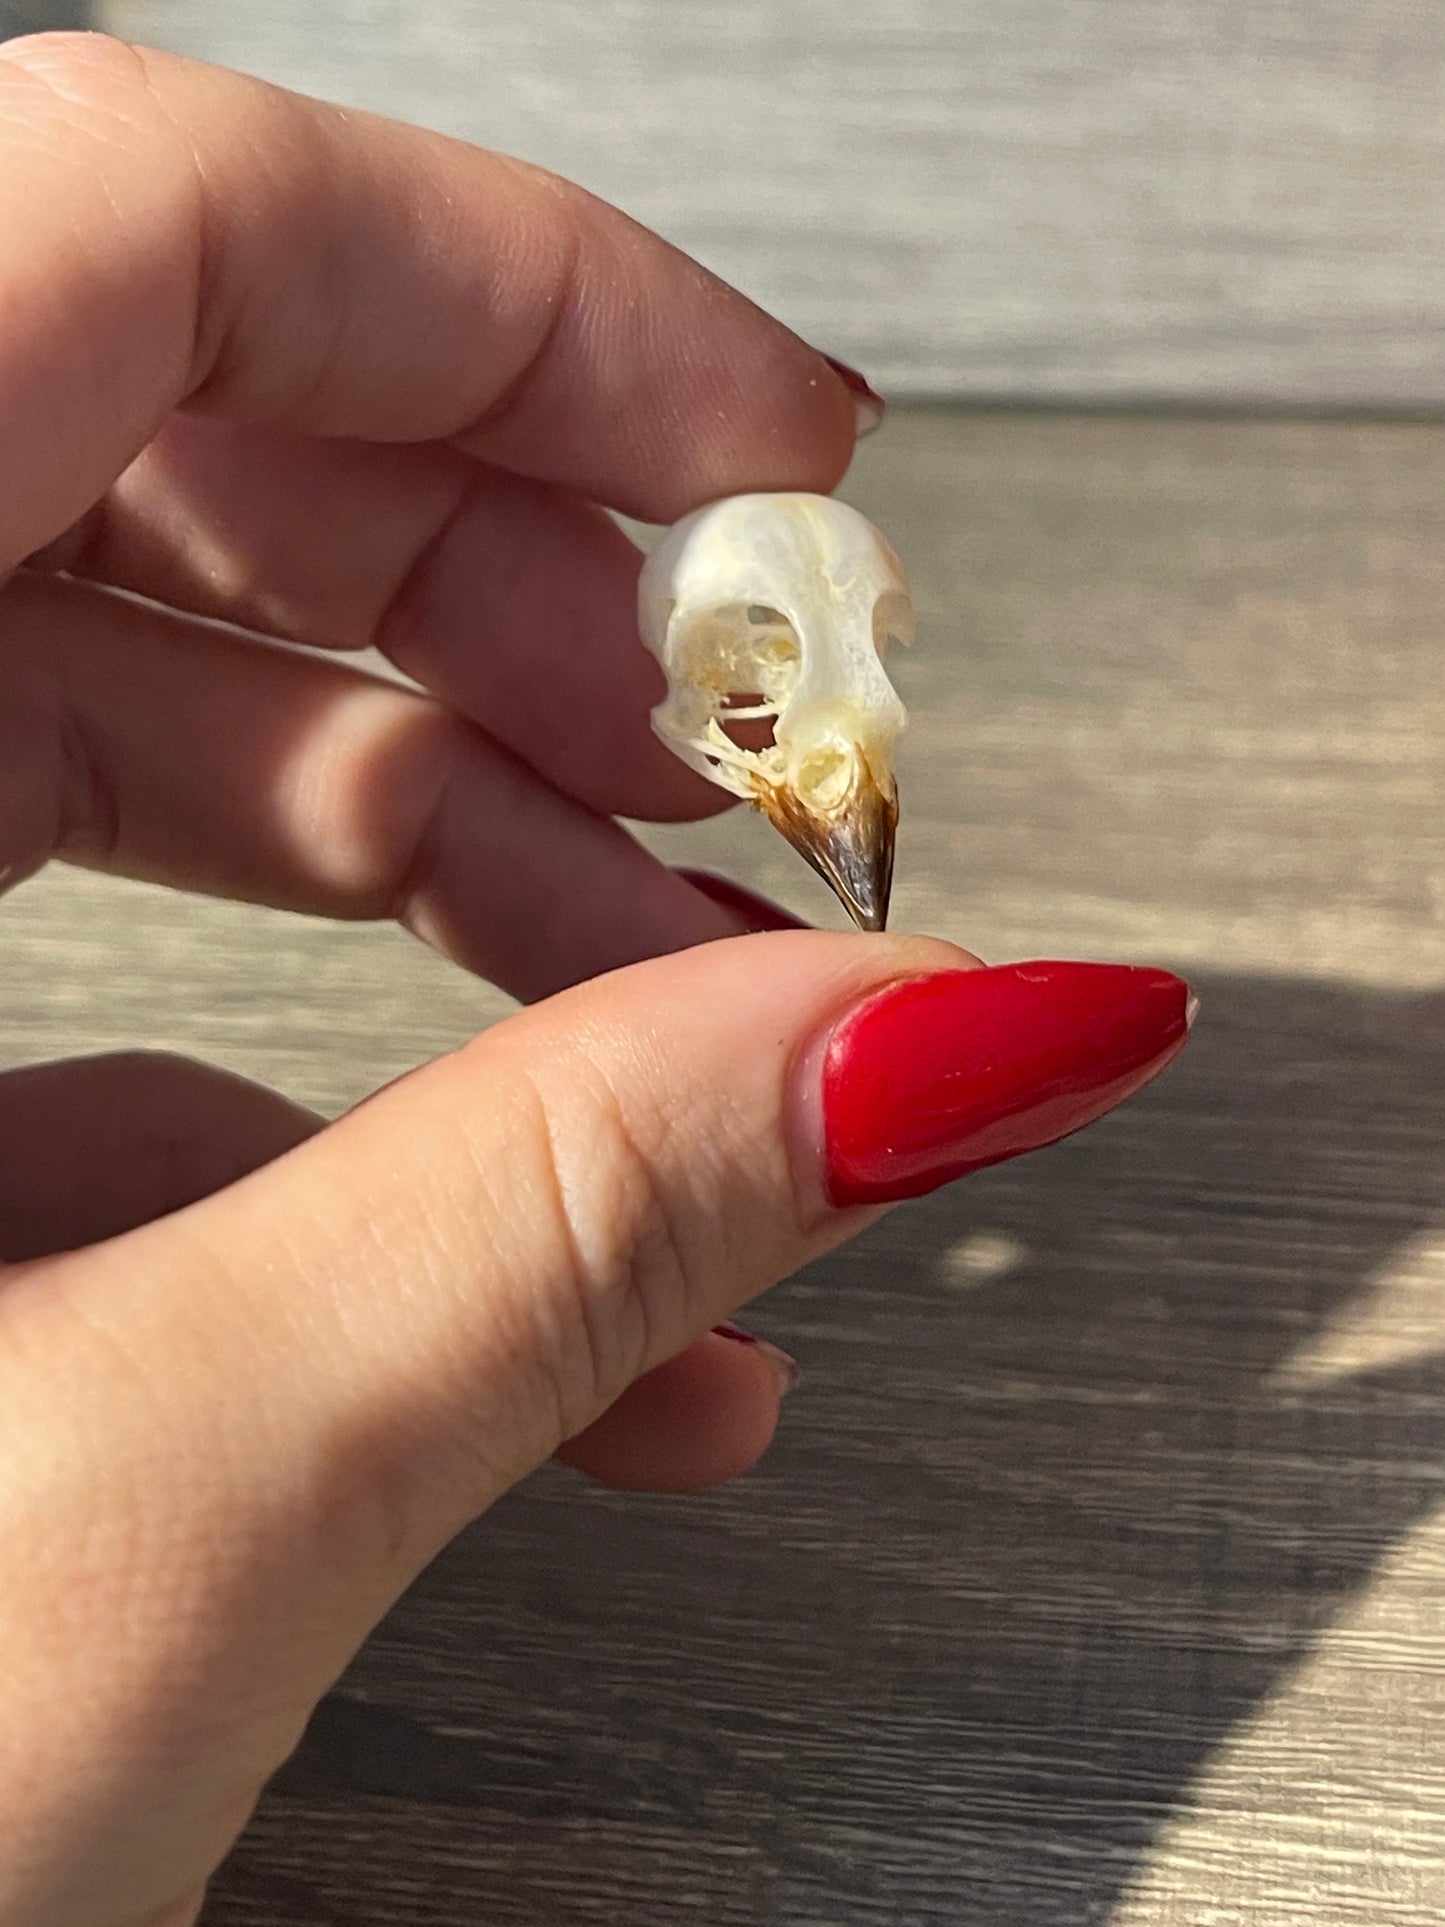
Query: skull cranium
[{"left": 638, "top": 492, "right": 913, "bottom": 930}]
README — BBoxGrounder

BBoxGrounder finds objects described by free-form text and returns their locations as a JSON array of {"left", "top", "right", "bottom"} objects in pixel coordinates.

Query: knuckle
[{"left": 505, "top": 1050, "right": 706, "bottom": 1430}]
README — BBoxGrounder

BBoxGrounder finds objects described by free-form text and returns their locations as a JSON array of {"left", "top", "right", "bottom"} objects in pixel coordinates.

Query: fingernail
[
  {"left": 678, "top": 868, "right": 809, "bottom": 933},
  {"left": 820, "top": 354, "right": 886, "bottom": 437},
  {"left": 712, "top": 1323, "right": 803, "bottom": 1394},
  {"left": 823, "top": 962, "right": 1193, "bottom": 1206}
]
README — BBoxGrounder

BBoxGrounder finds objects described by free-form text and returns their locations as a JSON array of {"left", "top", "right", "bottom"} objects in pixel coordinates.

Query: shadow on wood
[{"left": 207, "top": 965, "right": 1445, "bottom": 1924}]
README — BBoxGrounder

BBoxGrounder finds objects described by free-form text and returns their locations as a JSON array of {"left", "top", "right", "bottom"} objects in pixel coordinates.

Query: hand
[{"left": 0, "top": 34, "right": 1193, "bottom": 1927}]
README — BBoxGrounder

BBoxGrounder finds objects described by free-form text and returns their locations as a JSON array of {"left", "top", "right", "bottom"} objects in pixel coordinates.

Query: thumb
[{"left": 0, "top": 934, "right": 1190, "bottom": 1924}]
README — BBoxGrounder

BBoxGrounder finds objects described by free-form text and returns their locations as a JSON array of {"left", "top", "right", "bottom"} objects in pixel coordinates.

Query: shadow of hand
[{"left": 220, "top": 969, "right": 1445, "bottom": 1927}]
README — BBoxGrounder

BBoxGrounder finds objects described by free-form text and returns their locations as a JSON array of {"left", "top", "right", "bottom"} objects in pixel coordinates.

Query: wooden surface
[
  {"left": 2, "top": 409, "right": 1441, "bottom": 1922},
  {"left": 0, "top": 1, "right": 87, "bottom": 32},
  {"left": 82, "top": 0, "right": 1445, "bottom": 411}
]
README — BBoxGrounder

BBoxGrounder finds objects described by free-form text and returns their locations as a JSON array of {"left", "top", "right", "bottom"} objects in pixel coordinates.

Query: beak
[{"left": 757, "top": 763, "right": 897, "bottom": 932}]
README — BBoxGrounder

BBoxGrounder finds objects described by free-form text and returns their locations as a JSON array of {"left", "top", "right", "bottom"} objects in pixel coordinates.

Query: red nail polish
[
  {"left": 823, "top": 962, "right": 1193, "bottom": 1206},
  {"left": 678, "top": 869, "right": 809, "bottom": 933},
  {"left": 820, "top": 354, "right": 886, "bottom": 436},
  {"left": 712, "top": 1324, "right": 802, "bottom": 1393}
]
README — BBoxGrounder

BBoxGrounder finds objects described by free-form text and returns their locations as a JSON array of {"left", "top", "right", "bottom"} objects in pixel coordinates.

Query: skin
[{"left": 0, "top": 33, "right": 985, "bottom": 1927}]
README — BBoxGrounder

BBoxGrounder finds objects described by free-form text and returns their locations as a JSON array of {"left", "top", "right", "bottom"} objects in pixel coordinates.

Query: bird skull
[{"left": 638, "top": 492, "right": 912, "bottom": 930}]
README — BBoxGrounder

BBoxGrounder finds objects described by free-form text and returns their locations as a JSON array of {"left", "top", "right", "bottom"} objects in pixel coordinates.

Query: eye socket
[
  {"left": 717, "top": 691, "right": 778, "bottom": 754},
  {"left": 873, "top": 590, "right": 914, "bottom": 658}
]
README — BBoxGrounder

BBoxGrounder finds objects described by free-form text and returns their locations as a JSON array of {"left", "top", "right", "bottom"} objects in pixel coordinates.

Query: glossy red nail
[
  {"left": 820, "top": 354, "right": 886, "bottom": 437},
  {"left": 678, "top": 868, "right": 809, "bottom": 933},
  {"left": 823, "top": 962, "right": 1193, "bottom": 1206}
]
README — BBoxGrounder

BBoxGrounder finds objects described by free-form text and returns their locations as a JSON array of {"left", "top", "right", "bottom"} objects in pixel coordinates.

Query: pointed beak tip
[{"left": 757, "top": 769, "right": 897, "bottom": 934}]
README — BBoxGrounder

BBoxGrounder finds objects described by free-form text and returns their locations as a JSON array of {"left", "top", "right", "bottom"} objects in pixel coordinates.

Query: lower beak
[{"left": 757, "top": 765, "right": 897, "bottom": 932}]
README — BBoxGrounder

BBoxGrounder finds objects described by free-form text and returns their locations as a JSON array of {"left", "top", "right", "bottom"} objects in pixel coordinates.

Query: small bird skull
[{"left": 638, "top": 492, "right": 913, "bottom": 930}]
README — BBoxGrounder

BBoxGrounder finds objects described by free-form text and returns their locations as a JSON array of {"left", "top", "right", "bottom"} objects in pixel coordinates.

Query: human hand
[{"left": 0, "top": 34, "right": 1193, "bottom": 1927}]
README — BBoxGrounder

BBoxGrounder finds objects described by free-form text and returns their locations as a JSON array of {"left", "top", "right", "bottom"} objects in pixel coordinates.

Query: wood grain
[
  {"left": 2, "top": 409, "right": 1440, "bottom": 1922},
  {"left": 96, "top": 0, "right": 1445, "bottom": 410}
]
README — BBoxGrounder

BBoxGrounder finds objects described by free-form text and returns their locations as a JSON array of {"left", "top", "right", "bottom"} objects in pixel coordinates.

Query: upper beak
[{"left": 757, "top": 763, "right": 897, "bottom": 932}]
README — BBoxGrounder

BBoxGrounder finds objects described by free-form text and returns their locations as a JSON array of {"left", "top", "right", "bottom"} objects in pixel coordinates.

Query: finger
[
  {"left": 0, "top": 570, "right": 751, "bottom": 1000},
  {"left": 0, "top": 1053, "right": 320, "bottom": 1261},
  {"left": 0, "top": 31, "right": 859, "bottom": 571},
  {"left": 557, "top": 1325, "right": 798, "bottom": 1492},
  {"left": 0, "top": 938, "right": 1191, "bottom": 1921},
  {"left": 0, "top": 1054, "right": 786, "bottom": 1497},
  {"left": 39, "top": 416, "right": 724, "bottom": 822}
]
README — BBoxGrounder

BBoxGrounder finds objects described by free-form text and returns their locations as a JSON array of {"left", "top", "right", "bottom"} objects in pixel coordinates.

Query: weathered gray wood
[
  {"left": 2, "top": 409, "right": 1441, "bottom": 1922},
  {"left": 96, "top": 0, "right": 1445, "bottom": 410},
  {"left": 0, "top": 0, "right": 88, "bottom": 33}
]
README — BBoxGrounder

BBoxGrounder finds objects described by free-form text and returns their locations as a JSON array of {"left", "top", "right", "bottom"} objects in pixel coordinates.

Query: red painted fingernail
[
  {"left": 678, "top": 868, "right": 809, "bottom": 933},
  {"left": 820, "top": 354, "right": 886, "bottom": 437},
  {"left": 823, "top": 962, "right": 1194, "bottom": 1206},
  {"left": 712, "top": 1324, "right": 802, "bottom": 1393}
]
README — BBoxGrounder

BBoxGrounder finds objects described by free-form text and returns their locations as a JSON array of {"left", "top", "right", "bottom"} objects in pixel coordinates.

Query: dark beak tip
[{"left": 757, "top": 773, "right": 896, "bottom": 933}]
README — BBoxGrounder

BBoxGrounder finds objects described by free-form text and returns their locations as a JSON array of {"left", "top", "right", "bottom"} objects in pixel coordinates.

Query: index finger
[{"left": 0, "top": 32, "right": 860, "bottom": 569}]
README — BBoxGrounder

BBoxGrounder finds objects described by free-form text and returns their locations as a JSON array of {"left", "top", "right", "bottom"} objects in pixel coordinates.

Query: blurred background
[{"left": 7, "top": 0, "right": 1444, "bottom": 410}]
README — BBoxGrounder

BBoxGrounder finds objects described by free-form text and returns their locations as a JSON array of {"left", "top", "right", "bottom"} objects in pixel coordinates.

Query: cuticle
[{"left": 786, "top": 964, "right": 956, "bottom": 1232}]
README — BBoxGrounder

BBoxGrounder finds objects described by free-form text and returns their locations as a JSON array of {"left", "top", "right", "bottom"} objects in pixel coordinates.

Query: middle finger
[
  {"left": 0, "top": 568, "right": 749, "bottom": 1001},
  {"left": 36, "top": 414, "right": 725, "bottom": 823}
]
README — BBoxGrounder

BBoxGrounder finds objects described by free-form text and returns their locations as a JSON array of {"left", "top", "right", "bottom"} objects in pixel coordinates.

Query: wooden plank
[
  {"left": 1, "top": 409, "right": 1440, "bottom": 1921},
  {"left": 98, "top": 0, "right": 1445, "bottom": 410}
]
